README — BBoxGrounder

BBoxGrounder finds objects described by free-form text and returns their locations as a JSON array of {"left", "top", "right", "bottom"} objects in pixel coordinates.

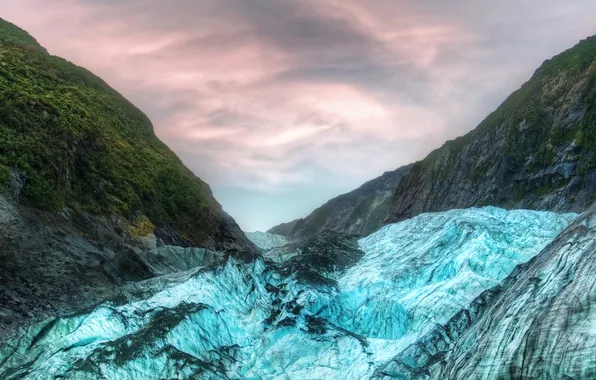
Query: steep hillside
[
  {"left": 0, "top": 18, "right": 251, "bottom": 252},
  {"left": 0, "top": 18, "right": 45, "bottom": 51},
  {"left": 269, "top": 164, "right": 412, "bottom": 241},
  {"left": 377, "top": 202, "right": 596, "bottom": 379},
  {"left": 385, "top": 36, "right": 596, "bottom": 224},
  {"left": 0, "top": 18, "right": 255, "bottom": 333}
]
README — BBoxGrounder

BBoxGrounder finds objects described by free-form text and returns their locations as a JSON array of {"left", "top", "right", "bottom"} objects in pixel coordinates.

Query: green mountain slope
[
  {"left": 0, "top": 18, "right": 45, "bottom": 51},
  {"left": 0, "top": 18, "right": 251, "bottom": 251},
  {"left": 385, "top": 35, "right": 596, "bottom": 224}
]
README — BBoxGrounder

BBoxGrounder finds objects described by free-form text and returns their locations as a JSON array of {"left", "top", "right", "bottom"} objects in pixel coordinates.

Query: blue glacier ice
[
  {"left": 244, "top": 231, "right": 289, "bottom": 250},
  {"left": 0, "top": 207, "right": 577, "bottom": 379},
  {"left": 312, "top": 207, "right": 577, "bottom": 351}
]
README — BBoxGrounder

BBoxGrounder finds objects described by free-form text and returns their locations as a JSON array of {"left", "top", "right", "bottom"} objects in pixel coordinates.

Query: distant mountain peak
[{"left": 268, "top": 164, "right": 413, "bottom": 241}]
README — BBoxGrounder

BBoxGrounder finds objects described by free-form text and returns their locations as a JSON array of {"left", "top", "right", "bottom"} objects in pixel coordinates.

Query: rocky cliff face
[
  {"left": 269, "top": 165, "right": 412, "bottom": 241},
  {"left": 385, "top": 36, "right": 596, "bottom": 224},
  {"left": 0, "top": 192, "right": 236, "bottom": 339},
  {"left": 376, "top": 203, "right": 596, "bottom": 380}
]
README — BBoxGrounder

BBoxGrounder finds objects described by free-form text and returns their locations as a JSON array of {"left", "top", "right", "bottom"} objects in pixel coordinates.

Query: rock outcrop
[
  {"left": 0, "top": 195, "right": 230, "bottom": 339},
  {"left": 384, "top": 36, "right": 596, "bottom": 224}
]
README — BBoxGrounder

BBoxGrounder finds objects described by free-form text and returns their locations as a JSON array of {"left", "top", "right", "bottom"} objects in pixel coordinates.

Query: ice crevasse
[{"left": 0, "top": 207, "right": 577, "bottom": 379}]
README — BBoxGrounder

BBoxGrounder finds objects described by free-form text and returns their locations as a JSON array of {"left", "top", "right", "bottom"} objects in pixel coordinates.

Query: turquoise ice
[{"left": 0, "top": 207, "right": 576, "bottom": 379}]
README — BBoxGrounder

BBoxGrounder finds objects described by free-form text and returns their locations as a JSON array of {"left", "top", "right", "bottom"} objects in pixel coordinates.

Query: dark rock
[{"left": 271, "top": 230, "right": 366, "bottom": 284}]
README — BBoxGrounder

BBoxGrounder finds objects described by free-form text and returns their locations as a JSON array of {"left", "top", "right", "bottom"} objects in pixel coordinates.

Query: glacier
[
  {"left": 244, "top": 231, "right": 289, "bottom": 251},
  {"left": 377, "top": 204, "right": 596, "bottom": 379},
  {"left": 0, "top": 207, "right": 577, "bottom": 379}
]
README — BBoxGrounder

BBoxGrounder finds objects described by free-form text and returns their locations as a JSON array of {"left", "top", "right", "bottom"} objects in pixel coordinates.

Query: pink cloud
[{"left": 1, "top": 0, "right": 595, "bottom": 230}]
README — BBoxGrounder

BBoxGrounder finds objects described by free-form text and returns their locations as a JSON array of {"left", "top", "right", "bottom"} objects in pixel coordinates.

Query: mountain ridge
[
  {"left": 0, "top": 18, "right": 255, "bottom": 333},
  {"left": 384, "top": 35, "right": 596, "bottom": 224},
  {"left": 0, "top": 17, "right": 253, "bottom": 253},
  {"left": 270, "top": 35, "right": 596, "bottom": 241},
  {"left": 268, "top": 164, "right": 413, "bottom": 241}
]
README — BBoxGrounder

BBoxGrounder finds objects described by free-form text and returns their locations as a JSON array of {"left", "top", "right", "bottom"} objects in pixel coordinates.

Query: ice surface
[
  {"left": 378, "top": 206, "right": 596, "bottom": 379},
  {"left": 0, "top": 207, "right": 576, "bottom": 379},
  {"left": 315, "top": 207, "right": 576, "bottom": 344},
  {"left": 245, "top": 231, "right": 289, "bottom": 250}
]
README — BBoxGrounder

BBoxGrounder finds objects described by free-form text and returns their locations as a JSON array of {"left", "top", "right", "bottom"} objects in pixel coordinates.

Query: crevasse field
[{"left": 0, "top": 207, "right": 576, "bottom": 379}]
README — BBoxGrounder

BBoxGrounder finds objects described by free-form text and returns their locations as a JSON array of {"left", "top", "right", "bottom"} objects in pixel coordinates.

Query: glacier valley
[{"left": 0, "top": 207, "right": 579, "bottom": 379}]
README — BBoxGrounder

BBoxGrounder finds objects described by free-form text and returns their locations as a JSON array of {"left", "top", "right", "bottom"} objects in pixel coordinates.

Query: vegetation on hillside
[
  {"left": 0, "top": 18, "right": 45, "bottom": 51},
  {"left": 0, "top": 18, "right": 225, "bottom": 246},
  {"left": 409, "top": 35, "right": 596, "bottom": 201}
]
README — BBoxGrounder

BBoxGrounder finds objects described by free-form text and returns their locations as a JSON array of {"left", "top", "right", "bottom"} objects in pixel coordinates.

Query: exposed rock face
[
  {"left": 0, "top": 207, "right": 575, "bottom": 379},
  {"left": 385, "top": 36, "right": 596, "bottom": 224},
  {"left": 0, "top": 196, "right": 229, "bottom": 339},
  {"left": 269, "top": 164, "right": 413, "bottom": 241},
  {"left": 266, "top": 219, "right": 301, "bottom": 238},
  {"left": 376, "top": 204, "right": 596, "bottom": 380}
]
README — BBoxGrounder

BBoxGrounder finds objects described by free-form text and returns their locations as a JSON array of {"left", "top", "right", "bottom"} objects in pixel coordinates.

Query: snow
[{"left": 0, "top": 207, "right": 576, "bottom": 379}]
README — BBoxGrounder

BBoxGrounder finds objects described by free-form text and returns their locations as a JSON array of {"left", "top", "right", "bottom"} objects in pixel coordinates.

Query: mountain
[
  {"left": 0, "top": 18, "right": 254, "bottom": 333},
  {"left": 3, "top": 18, "right": 596, "bottom": 380},
  {"left": 268, "top": 164, "right": 413, "bottom": 241},
  {"left": 272, "top": 35, "right": 596, "bottom": 241},
  {"left": 0, "top": 18, "right": 252, "bottom": 252},
  {"left": 377, "top": 203, "right": 596, "bottom": 379},
  {"left": 385, "top": 35, "right": 596, "bottom": 224},
  {"left": 0, "top": 207, "right": 576, "bottom": 378}
]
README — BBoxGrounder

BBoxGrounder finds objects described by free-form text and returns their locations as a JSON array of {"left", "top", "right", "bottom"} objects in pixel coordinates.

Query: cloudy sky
[{"left": 2, "top": 1, "right": 595, "bottom": 231}]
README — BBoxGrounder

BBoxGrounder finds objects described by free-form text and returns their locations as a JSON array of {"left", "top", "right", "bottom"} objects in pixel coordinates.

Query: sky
[{"left": 1, "top": 1, "right": 596, "bottom": 231}]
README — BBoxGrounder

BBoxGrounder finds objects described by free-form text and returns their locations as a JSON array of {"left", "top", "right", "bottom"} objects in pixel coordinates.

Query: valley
[{"left": 0, "top": 15, "right": 596, "bottom": 380}]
